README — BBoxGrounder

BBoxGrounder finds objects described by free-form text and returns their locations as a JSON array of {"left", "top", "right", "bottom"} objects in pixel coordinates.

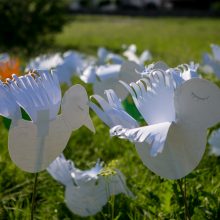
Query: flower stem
[
  {"left": 177, "top": 178, "right": 191, "bottom": 220},
  {"left": 31, "top": 173, "right": 38, "bottom": 220}
]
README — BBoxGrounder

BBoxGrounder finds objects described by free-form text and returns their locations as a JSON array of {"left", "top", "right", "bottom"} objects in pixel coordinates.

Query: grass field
[{"left": 1, "top": 15, "right": 220, "bottom": 220}]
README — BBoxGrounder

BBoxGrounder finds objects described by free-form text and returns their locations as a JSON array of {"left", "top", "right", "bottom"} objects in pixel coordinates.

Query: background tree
[{"left": 0, "top": 0, "right": 69, "bottom": 54}]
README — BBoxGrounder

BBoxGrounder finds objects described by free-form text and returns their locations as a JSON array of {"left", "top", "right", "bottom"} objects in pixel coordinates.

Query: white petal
[
  {"left": 47, "top": 154, "right": 74, "bottom": 186},
  {"left": 80, "top": 66, "right": 97, "bottom": 83},
  {"left": 110, "top": 122, "right": 171, "bottom": 156},
  {"left": 9, "top": 71, "right": 61, "bottom": 122},
  {"left": 97, "top": 47, "right": 108, "bottom": 64},
  {"left": 139, "top": 50, "right": 152, "bottom": 64},
  {"left": 0, "top": 81, "right": 20, "bottom": 119},
  {"left": 121, "top": 70, "right": 176, "bottom": 124},
  {"left": 72, "top": 160, "right": 103, "bottom": 184},
  {"left": 90, "top": 90, "right": 138, "bottom": 128},
  {"left": 96, "top": 64, "right": 120, "bottom": 81},
  {"left": 106, "top": 53, "right": 124, "bottom": 64}
]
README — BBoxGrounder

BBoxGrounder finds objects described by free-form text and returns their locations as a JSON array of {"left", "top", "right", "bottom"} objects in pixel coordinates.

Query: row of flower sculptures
[{"left": 0, "top": 44, "right": 220, "bottom": 217}]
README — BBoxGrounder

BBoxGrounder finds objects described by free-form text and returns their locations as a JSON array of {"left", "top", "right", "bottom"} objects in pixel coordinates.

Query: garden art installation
[
  {"left": 47, "top": 154, "right": 133, "bottom": 217},
  {"left": 1, "top": 42, "right": 220, "bottom": 218}
]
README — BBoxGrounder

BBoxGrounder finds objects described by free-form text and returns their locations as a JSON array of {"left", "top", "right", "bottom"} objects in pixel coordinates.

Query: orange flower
[{"left": 0, "top": 57, "right": 20, "bottom": 80}]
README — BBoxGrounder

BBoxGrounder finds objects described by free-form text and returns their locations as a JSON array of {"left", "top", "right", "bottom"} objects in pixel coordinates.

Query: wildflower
[{"left": 47, "top": 154, "right": 133, "bottom": 217}]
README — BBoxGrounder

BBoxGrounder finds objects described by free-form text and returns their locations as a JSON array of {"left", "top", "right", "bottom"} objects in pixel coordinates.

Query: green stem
[
  {"left": 177, "top": 178, "right": 191, "bottom": 220},
  {"left": 31, "top": 173, "right": 38, "bottom": 220}
]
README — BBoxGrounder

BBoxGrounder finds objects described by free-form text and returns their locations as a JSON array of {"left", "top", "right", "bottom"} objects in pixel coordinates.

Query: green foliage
[
  {"left": 1, "top": 15, "right": 220, "bottom": 219},
  {"left": 0, "top": 0, "right": 69, "bottom": 54}
]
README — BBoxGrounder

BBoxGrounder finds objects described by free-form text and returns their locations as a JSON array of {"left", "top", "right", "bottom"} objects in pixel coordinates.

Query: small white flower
[
  {"left": 123, "top": 44, "right": 152, "bottom": 65},
  {"left": 47, "top": 154, "right": 133, "bottom": 217},
  {"left": 97, "top": 47, "right": 124, "bottom": 65}
]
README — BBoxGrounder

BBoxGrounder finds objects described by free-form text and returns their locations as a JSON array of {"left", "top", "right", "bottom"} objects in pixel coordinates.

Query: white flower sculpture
[
  {"left": 97, "top": 44, "right": 152, "bottom": 66},
  {"left": 123, "top": 44, "right": 152, "bottom": 65},
  {"left": 97, "top": 47, "right": 124, "bottom": 65},
  {"left": 4, "top": 70, "right": 94, "bottom": 172},
  {"left": 47, "top": 154, "right": 133, "bottom": 217},
  {"left": 90, "top": 66, "right": 220, "bottom": 179},
  {"left": 81, "top": 61, "right": 144, "bottom": 100}
]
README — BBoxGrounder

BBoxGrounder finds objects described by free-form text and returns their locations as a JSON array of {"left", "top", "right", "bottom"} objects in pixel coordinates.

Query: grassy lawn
[
  {"left": 56, "top": 15, "right": 220, "bottom": 65},
  {"left": 1, "top": 15, "right": 220, "bottom": 220}
]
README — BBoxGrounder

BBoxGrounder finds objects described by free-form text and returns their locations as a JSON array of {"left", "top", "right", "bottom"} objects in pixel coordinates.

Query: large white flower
[
  {"left": 47, "top": 154, "right": 133, "bottom": 217},
  {"left": 7, "top": 70, "right": 94, "bottom": 172},
  {"left": 112, "top": 72, "right": 220, "bottom": 179},
  {"left": 91, "top": 66, "right": 220, "bottom": 179}
]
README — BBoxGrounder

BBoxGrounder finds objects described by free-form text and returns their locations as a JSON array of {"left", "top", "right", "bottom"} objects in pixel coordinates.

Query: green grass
[
  {"left": 1, "top": 15, "right": 220, "bottom": 219},
  {"left": 55, "top": 15, "right": 220, "bottom": 66}
]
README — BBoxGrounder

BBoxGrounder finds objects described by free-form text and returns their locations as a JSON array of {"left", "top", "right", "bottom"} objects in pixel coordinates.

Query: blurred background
[{"left": 0, "top": 0, "right": 219, "bottom": 56}]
